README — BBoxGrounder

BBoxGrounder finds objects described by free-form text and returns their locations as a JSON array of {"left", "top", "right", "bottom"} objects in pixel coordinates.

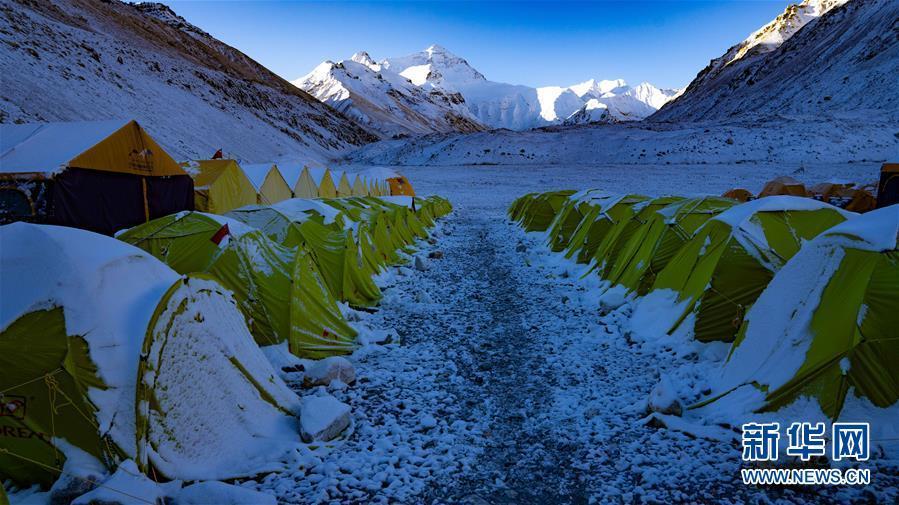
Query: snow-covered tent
[
  {"left": 242, "top": 163, "right": 292, "bottom": 205},
  {"left": 603, "top": 197, "right": 736, "bottom": 295},
  {"left": 511, "top": 190, "right": 576, "bottom": 232},
  {"left": 556, "top": 191, "right": 648, "bottom": 265},
  {"left": 713, "top": 205, "right": 899, "bottom": 421},
  {"left": 646, "top": 196, "right": 853, "bottom": 343},
  {"left": 117, "top": 212, "right": 357, "bottom": 357},
  {"left": 227, "top": 200, "right": 382, "bottom": 307},
  {"left": 0, "top": 223, "right": 301, "bottom": 488},
  {"left": 185, "top": 159, "right": 257, "bottom": 214},
  {"left": 0, "top": 119, "right": 193, "bottom": 235}
]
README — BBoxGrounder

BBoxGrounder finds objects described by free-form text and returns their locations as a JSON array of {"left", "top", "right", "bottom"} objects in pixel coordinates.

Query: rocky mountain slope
[
  {"left": 652, "top": 0, "right": 898, "bottom": 122},
  {"left": 0, "top": 0, "right": 376, "bottom": 162},
  {"left": 298, "top": 45, "right": 679, "bottom": 134},
  {"left": 293, "top": 51, "right": 485, "bottom": 139}
]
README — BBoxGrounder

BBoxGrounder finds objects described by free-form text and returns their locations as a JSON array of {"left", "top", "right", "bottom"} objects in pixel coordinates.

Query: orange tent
[
  {"left": 844, "top": 188, "right": 877, "bottom": 213},
  {"left": 722, "top": 188, "right": 752, "bottom": 202},
  {"left": 387, "top": 175, "right": 416, "bottom": 196},
  {"left": 759, "top": 176, "right": 808, "bottom": 198},
  {"left": 810, "top": 182, "right": 854, "bottom": 201}
]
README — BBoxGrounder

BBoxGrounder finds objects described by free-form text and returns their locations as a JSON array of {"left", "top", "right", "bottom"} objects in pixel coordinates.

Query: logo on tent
[
  {"left": 129, "top": 148, "right": 155, "bottom": 173},
  {"left": 0, "top": 395, "right": 26, "bottom": 420}
]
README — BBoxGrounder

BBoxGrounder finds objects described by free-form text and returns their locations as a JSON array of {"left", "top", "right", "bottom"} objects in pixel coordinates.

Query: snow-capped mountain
[
  {"left": 0, "top": 0, "right": 375, "bottom": 162},
  {"left": 653, "top": 0, "right": 897, "bottom": 122},
  {"left": 293, "top": 50, "right": 484, "bottom": 138},
  {"left": 297, "top": 45, "right": 679, "bottom": 134}
]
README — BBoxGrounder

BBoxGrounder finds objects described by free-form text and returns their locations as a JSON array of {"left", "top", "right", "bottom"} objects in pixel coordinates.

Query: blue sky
[{"left": 165, "top": 1, "right": 793, "bottom": 89}]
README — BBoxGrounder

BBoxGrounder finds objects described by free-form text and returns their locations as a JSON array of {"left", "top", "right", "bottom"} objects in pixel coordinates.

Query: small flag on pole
[{"left": 210, "top": 223, "right": 230, "bottom": 245}]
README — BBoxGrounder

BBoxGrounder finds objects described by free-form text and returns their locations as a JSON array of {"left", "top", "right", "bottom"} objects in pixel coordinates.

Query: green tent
[
  {"left": 517, "top": 190, "right": 576, "bottom": 232},
  {"left": 562, "top": 192, "right": 649, "bottom": 266},
  {"left": 117, "top": 212, "right": 357, "bottom": 358},
  {"left": 227, "top": 201, "right": 382, "bottom": 307},
  {"left": 713, "top": 205, "right": 899, "bottom": 420},
  {"left": 0, "top": 223, "right": 300, "bottom": 488},
  {"left": 602, "top": 197, "right": 736, "bottom": 294},
  {"left": 651, "top": 196, "right": 852, "bottom": 343},
  {"left": 509, "top": 193, "right": 537, "bottom": 223}
]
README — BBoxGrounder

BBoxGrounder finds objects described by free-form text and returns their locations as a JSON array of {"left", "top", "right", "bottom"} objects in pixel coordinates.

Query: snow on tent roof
[
  {"left": 0, "top": 119, "right": 183, "bottom": 177},
  {"left": 307, "top": 166, "right": 331, "bottom": 186},
  {"left": 275, "top": 162, "right": 304, "bottom": 188},
  {"left": 712, "top": 195, "right": 855, "bottom": 229},
  {"left": 0, "top": 119, "right": 127, "bottom": 174},
  {"left": 241, "top": 162, "right": 276, "bottom": 191},
  {"left": 360, "top": 166, "right": 400, "bottom": 182},
  {"left": 271, "top": 198, "right": 342, "bottom": 224},
  {"left": 715, "top": 205, "right": 899, "bottom": 419},
  {"left": 0, "top": 222, "right": 178, "bottom": 454}
]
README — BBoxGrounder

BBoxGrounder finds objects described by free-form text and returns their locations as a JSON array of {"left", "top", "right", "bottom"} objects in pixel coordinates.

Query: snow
[
  {"left": 176, "top": 481, "right": 277, "bottom": 505},
  {"left": 0, "top": 0, "right": 372, "bottom": 163},
  {"left": 299, "top": 395, "right": 352, "bottom": 442},
  {"left": 271, "top": 198, "right": 342, "bottom": 224},
  {"left": 0, "top": 119, "right": 129, "bottom": 174},
  {"left": 140, "top": 276, "right": 303, "bottom": 480},
  {"left": 298, "top": 45, "right": 678, "bottom": 135},
  {"left": 241, "top": 162, "right": 276, "bottom": 190},
  {"left": 0, "top": 223, "right": 178, "bottom": 457},
  {"left": 71, "top": 460, "right": 179, "bottom": 505}
]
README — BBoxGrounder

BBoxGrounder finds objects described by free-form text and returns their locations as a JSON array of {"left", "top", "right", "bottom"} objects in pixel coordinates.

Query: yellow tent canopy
[
  {"left": 186, "top": 159, "right": 257, "bottom": 214},
  {"left": 242, "top": 163, "right": 292, "bottom": 205},
  {"left": 0, "top": 119, "right": 193, "bottom": 235},
  {"left": 309, "top": 167, "right": 337, "bottom": 198},
  {"left": 334, "top": 171, "right": 353, "bottom": 197},
  {"left": 351, "top": 174, "right": 368, "bottom": 196}
]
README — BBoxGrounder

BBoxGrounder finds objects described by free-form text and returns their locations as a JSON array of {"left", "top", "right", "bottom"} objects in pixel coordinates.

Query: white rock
[
  {"left": 414, "top": 255, "right": 428, "bottom": 271},
  {"left": 300, "top": 395, "right": 351, "bottom": 442},
  {"left": 177, "top": 481, "right": 276, "bottom": 505},
  {"left": 647, "top": 374, "right": 683, "bottom": 417},
  {"left": 303, "top": 356, "right": 356, "bottom": 387}
]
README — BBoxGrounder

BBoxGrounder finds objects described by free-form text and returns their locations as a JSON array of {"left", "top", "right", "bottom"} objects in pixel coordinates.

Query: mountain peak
[
  {"left": 425, "top": 44, "right": 449, "bottom": 56},
  {"left": 350, "top": 51, "right": 379, "bottom": 69}
]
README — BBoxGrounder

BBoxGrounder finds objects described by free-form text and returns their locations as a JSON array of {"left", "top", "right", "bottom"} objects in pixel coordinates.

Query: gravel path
[{"left": 261, "top": 198, "right": 898, "bottom": 504}]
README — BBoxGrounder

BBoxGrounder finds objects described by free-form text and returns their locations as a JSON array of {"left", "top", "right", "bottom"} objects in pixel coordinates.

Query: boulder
[
  {"left": 302, "top": 356, "right": 356, "bottom": 387},
  {"left": 414, "top": 255, "right": 428, "bottom": 271},
  {"left": 300, "top": 395, "right": 351, "bottom": 442}
]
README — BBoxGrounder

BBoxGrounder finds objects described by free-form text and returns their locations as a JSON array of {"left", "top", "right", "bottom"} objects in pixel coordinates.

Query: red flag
[
  {"left": 210, "top": 223, "right": 230, "bottom": 245},
  {"left": 212, "top": 148, "right": 223, "bottom": 160}
]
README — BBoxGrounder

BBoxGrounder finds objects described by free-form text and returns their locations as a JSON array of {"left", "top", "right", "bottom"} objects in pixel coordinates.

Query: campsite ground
[{"left": 253, "top": 162, "right": 898, "bottom": 504}]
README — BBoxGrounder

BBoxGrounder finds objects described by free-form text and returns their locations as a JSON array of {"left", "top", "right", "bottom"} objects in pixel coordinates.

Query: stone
[
  {"left": 302, "top": 356, "right": 356, "bottom": 388},
  {"left": 428, "top": 250, "right": 444, "bottom": 259},
  {"left": 414, "top": 255, "right": 428, "bottom": 271},
  {"left": 300, "top": 395, "right": 351, "bottom": 442}
]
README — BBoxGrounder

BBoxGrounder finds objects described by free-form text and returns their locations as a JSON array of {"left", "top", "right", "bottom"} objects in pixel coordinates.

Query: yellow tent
[
  {"left": 309, "top": 167, "right": 337, "bottom": 198},
  {"left": 242, "top": 163, "right": 292, "bottom": 205},
  {"left": 334, "top": 171, "right": 353, "bottom": 197},
  {"left": 351, "top": 174, "right": 368, "bottom": 196},
  {"left": 186, "top": 159, "right": 257, "bottom": 214},
  {"left": 0, "top": 119, "right": 193, "bottom": 235}
]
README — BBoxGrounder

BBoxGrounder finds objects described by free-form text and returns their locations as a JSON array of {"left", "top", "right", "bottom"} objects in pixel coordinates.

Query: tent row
[
  {"left": 510, "top": 190, "right": 898, "bottom": 420},
  {"left": 188, "top": 159, "right": 416, "bottom": 215},
  {"left": 720, "top": 166, "right": 899, "bottom": 213},
  {"left": 0, "top": 195, "right": 452, "bottom": 490},
  {"left": 0, "top": 119, "right": 417, "bottom": 235},
  {"left": 119, "top": 195, "right": 451, "bottom": 360}
]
